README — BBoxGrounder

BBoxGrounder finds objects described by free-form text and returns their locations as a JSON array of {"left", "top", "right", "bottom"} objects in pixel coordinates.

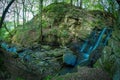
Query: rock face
[
  {"left": 11, "top": 2, "right": 114, "bottom": 47},
  {"left": 52, "top": 67, "right": 112, "bottom": 80},
  {"left": 12, "top": 29, "right": 40, "bottom": 47},
  {"left": 94, "top": 28, "right": 120, "bottom": 79}
]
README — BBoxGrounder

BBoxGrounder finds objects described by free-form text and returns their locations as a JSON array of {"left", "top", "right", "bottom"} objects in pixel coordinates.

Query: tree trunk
[
  {"left": 80, "top": 0, "right": 82, "bottom": 9},
  {"left": 39, "top": 0, "right": 43, "bottom": 42},
  {"left": 0, "top": 0, "right": 15, "bottom": 29},
  {"left": 54, "top": 0, "right": 58, "bottom": 3},
  {"left": 14, "top": 9, "right": 16, "bottom": 28},
  {"left": 77, "top": 0, "right": 79, "bottom": 7},
  {"left": 22, "top": 0, "right": 25, "bottom": 28},
  {"left": 15, "top": 0, "right": 19, "bottom": 27},
  {"left": 70, "top": 0, "right": 73, "bottom": 6},
  {"left": 28, "top": 0, "right": 35, "bottom": 17},
  {"left": 116, "top": 0, "right": 120, "bottom": 5},
  {"left": 24, "top": 1, "right": 27, "bottom": 22},
  {"left": 16, "top": 4, "right": 20, "bottom": 26}
]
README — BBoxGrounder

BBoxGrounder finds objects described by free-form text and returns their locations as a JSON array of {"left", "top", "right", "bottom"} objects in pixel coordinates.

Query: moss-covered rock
[
  {"left": 52, "top": 67, "right": 112, "bottom": 80},
  {"left": 12, "top": 28, "right": 40, "bottom": 47},
  {"left": 11, "top": 2, "right": 114, "bottom": 47},
  {"left": 94, "top": 28, "right": 120, "bottom": 79}
]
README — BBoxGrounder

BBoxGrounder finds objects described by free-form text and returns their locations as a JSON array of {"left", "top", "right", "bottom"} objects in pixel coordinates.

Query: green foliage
[
  {"left": 42, "top": 20, "right": 48, "bottom": 28},
  {"left": 0, "top": 27, "right": 8, "bottom": 41},
  {"left": 0, "top": 20, "right": 15, "bottom": 41},
  {"left": 0, "top": 28, "right": 5, "bottom": 39},
  {"left": 0, "top": 18, "right": 6, "bottom": 40},
  {"left": 50, "top": 28, "right": 57, "bottom": 35},
  {"left": 43, "top": 75, "right": 64, "bottom": 80},
  {"left": 43, "top": 75, "right": 52, "bottom": 80},
  {"left": 16, "top": 77, "right": 25, "bottom": 80}
]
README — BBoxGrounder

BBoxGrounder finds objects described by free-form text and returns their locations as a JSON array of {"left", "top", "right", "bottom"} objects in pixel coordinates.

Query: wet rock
[
  {"left": 113, "top": 70, "right": 120, "bottom": 80},
  {"left": 33, "top": 51, "right": 47, "bottom": 59},
  {"left": 103, "top": 46, "right": 112, "bottom": 56},
  {"left": 1, "top": 42, "right": 18, "bottom": 56},
  {"left": 63, "top": 52, "right": 77, "bottom": 66},
  {"left": 112, "top": 58, "right": 120, "bottom": 80},
  {"left": 94, "top": 29, "right": 120, "bottom": 79},
  {"left": 1, "top": 44, "right": 66, "bottom": 80},
  {"left": 94, "top": 48, "right": 116, "bottom": 75},
  {"left": 46, "top": 48, "right": 67, "bottom": 57},
  {"left": 52, "top": 67, "right": 112, "bottom": 80}
]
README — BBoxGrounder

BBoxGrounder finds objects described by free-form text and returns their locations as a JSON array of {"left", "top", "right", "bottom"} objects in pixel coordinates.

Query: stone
[
  {"left": 108, "top": 39, "right": 120, "bottom": 57},
  {"left": 113, "top": 70, "right": 120, "bottom": 80},
  {"left": 52, "top": 67, "right": 112, "bottom": 80},
  {"left": 41, "top": 45, "right": 51, "bottom": 50},
  {"left": 103, "top": 46, "right": 112, "bottom": 56},
  {"left": 112, "top": 58, "right": 120, "bottom": 80},
  {"left": 63, "top": 52, "right": 77, "bottom": 66},
  {"left": 1, "top": 42, "right": 9, "bottom": 50},
  {"left": 94, "top": 29, "right": 120, "bottom": 79}
]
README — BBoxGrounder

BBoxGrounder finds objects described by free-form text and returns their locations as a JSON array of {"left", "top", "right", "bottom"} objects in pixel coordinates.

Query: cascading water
[
  {"left": 0, "top": 42, "right": 32, "bottom": 61},
  {"left": 0, "top": 27, "right": 112, "bottom": 66},
  {"left": 76, "top": 27, "right": 112, "bottom": 66}
]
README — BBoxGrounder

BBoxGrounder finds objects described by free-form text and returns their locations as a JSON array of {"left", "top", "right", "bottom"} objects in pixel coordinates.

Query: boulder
[
  {"left": 11, "top": 3, "right": 114, "bottom": 47},
  {"left": 63, "top": 52, "right": 77, "bottom": 66}
]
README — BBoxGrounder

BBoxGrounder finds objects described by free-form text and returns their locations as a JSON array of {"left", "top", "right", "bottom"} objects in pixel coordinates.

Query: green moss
[
  {"left": 44, "top": 2, "right": 70, "bottom": 13},
  {"left": 43, "top": 2, "right": 71, "bottom": 24}
]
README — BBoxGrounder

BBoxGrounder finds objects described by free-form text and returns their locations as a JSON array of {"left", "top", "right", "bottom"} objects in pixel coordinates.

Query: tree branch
[{"left": 0, "top": 0, "right": 15, "bottom": 28}]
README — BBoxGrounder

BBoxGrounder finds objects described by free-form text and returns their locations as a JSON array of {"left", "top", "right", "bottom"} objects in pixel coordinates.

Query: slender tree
[
  {"left": 13, "top": 7, "right": 16, "bottom": 28},
  {"left": 54, "top": 0, "right": 58, "bottom": 3},
  {"left": 77, "top": 0, "right": 79, "bottom": 7},
  {"left": 27, "top": 0, "right": 35, "bottom": 17},
  {"left": 116, "top": 0, "right": 120, "bottom": 5},
  {"left": 116, "top": 0, "right": 120, "bottom": 26},
  {"left": 39, "top": 0, "right": 43, "bottom": 42},
  {"left": 70, "top": 0, "right": 73, "bottom": 5},
  {"left": 22, "top": 0, "right": 25, "bottom": 28},
  {"left": 0, "top": 0, "right": 15, "bottom": 28},
  {"left": 115, "top": 0, "right": 120, "bottom": 14},
  {"left": 80, "top": 0, "right": 82, "bottom": 8},
  {"left": 15, "top": 0, "right": 20, "bottom": 26}
]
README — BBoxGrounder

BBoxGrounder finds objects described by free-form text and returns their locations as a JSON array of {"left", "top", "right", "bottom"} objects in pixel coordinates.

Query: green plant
[
  {"left": 43, "top": 75, "right": 52, "bottom": 80},
  {"left": 42, "top": 20, "right": 48, "bottom": 28},
  {"left": 16, "top": 77, "right": 25, "bottom": 80}
]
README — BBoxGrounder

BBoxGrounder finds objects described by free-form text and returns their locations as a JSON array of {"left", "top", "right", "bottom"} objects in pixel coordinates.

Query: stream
[{"left": 0, "top": 27, "right": 112, "bottom": 79}]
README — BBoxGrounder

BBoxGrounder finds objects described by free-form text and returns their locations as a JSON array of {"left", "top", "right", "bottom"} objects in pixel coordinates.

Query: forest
[{"left": 0, "top": 0, "right": 120, "bottom": 80}]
